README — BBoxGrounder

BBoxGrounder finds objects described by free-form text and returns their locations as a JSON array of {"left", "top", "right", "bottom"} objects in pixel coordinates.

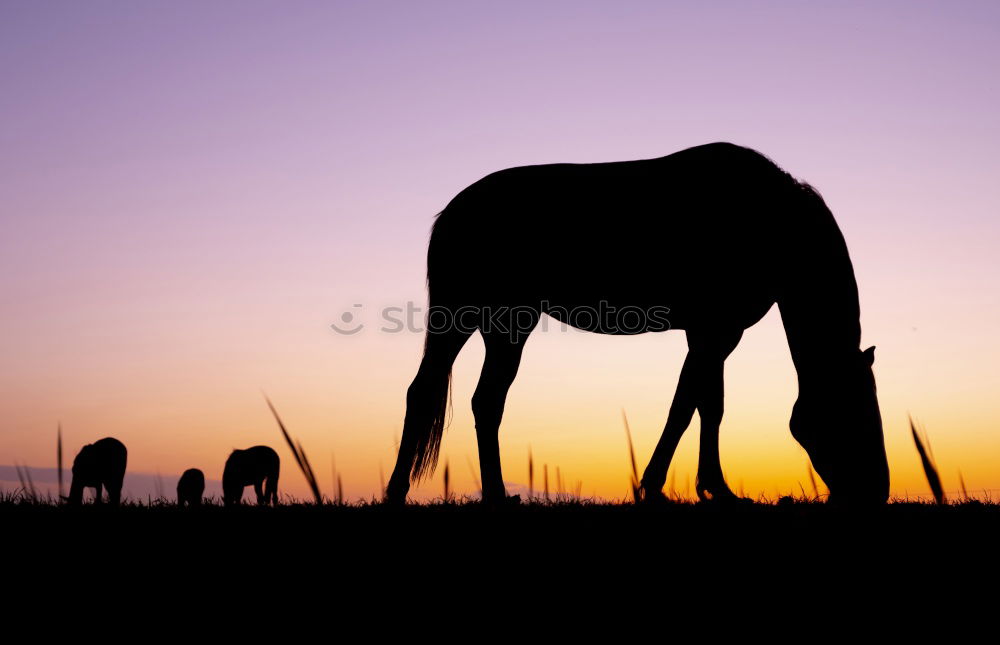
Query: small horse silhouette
[
  {"left": 385, "top": 142, "right": 890, "bottom": 506},
  {"left": 176, "top": 468, "right": 205, "bottom": 507},
  {"left": 223, "top": 446, "right": 279, "bottom": 506},
  {"left": 68, "top": 437, "right": 127, "bottom": 506}
]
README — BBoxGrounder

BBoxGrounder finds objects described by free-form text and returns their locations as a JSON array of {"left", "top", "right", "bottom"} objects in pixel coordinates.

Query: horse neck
[
  {"left": 774, "top": 180, "right": 867, "bottom": 390},
  {"left": 777, "top": 248, "right": 862, "bottom": 390}
]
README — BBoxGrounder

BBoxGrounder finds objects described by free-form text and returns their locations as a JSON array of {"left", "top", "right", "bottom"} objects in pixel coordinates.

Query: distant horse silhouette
[
  {"left": 385, "top": 142, "right": 890, "bottom": 506},
  {"left": 223, "top": 446, "right": 279, "bottom": 506},
  {"left": 68, "top": 437, "right": 127, "bottom": 506},
  {"left": 176, "top": 468, "right": 205, "bottom": 507}
]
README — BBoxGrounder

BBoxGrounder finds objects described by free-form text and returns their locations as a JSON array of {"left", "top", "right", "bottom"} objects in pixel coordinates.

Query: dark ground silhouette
[
  {"left": 387, "top": 142, "right": 889, "bottom": 506},
  {"left": 4, "top": 497, "right": 994, "bottom": 619}
]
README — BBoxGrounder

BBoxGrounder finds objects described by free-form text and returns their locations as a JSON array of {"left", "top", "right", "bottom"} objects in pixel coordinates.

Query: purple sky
[{"left": 2, "top": 2, "right": 999, "bottom": 500}]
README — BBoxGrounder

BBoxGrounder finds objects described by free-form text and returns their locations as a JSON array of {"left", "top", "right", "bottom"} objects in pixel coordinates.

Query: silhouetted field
[
  {"left": 5, "top": 492, "right": 998, "bottom": 546},
  {"left": 4, "top": 492, "right": 996, "bottom": 609}
]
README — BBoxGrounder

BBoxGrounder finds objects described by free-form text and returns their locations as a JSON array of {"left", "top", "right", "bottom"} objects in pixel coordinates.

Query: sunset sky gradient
[{"left": 2, "top": 2, "right": 999, "bottom": 501}]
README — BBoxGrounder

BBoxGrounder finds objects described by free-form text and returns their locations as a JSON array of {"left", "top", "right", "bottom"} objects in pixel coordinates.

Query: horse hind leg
[
  {"left": 385, "top": 318, "right": 473, "bottom": 504},
  {"left": 472, "top": 322, "right": 536, "bottom": 504},
  {"left": 265, "top": 466, "right": 279, "bottom": 505}
]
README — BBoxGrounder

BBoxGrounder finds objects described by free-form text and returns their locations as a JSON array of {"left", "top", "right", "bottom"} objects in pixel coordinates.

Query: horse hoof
[
  {"left": 638, "top": 487, "right": 670, "bottom": 505},
  {"left": 383, "top": 492, "right": 407, "bottom": 507},
  {"left": 698, "top": 489, "right": 751, "bottom": 506},
  {"left": 482, "top": 493, "right": 520, "bottom": 508}
]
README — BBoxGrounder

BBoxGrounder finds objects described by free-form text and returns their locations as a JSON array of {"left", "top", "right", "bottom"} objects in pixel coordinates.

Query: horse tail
[
  {"left": 409, "top": 340, "right": 453, "bottom": 482},
  {"left": 408, "top": 209, "right": 466, "bottom": 482}
]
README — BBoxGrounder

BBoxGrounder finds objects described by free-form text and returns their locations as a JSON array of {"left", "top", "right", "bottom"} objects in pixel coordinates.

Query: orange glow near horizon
[{"left": 4, "top": 305, "right": 999, "bottom": 503}]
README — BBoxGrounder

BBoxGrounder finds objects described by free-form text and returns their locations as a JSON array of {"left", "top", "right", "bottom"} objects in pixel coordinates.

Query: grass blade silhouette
[
  {"left": 528, "top": 447, "right": 534, "bottom": 501},
  {"left": 15, "top": 462, "right": 37, "bottom": 502},
  {"left": 443, "top": 460, "right": 450, "bottom": 503},
  {"left": 544, "top": 464, "right": 549, "bottom": 503},
  {"left": 806, "top": 462, "right": 819, "bottom": 500},
  {"left": 621, "top": 409, "right": 641, "bottom": 502},
  {"left": 465, "top": 455, "right": 481, "bottom": 495},
  {"left": 297, "top": 439, "right": 321, "bottom": 502},
  {"left": 57, "top": 424, "right": 64, "bottom": 500},
  {"left": 910, "top": 416, "right": 945, "bottom": 505},
  {"left": 265, "top": 394, "right": 322, "bottom": 504}
]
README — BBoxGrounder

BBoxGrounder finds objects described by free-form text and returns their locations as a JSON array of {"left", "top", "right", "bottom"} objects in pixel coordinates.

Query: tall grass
[
  {"left": 910, "top": 415, "right": 945, "bottom": 505},
  {"left": 528, "top": 448, "right": 534, "bottom": 501},
  {"left": 544, "top": 464, "right": 549, "bottom": 502},
  {"left": 265, "top": 394, "right": 322, "bottom": 504},
  {"left": 154, "top": 470, "right": 165, "bottom": 501},
  {"left": 958, "top": 471, "right": 969, "bottom": 502},
  {"left": 806, "top": 462, "right": 820, "bottom": 500},
  {"left": 57, "top": 423, "right": 64, "bottom": 500},
  {"left": 465, "top": 455, "right": 481, "bottom": 494},
  {"left": 621, "top": 409, "right": 641, "bottom": 502},
  {"left": 14, "top": 462, "right": 38, "bottom": 502},
  {"left": 443, "top": 460, "right": 451, "bottom": 503}
]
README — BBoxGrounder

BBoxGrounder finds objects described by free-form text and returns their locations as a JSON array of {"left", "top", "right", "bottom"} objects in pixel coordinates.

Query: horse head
[
  {"left": 790, "top": 346, "right": 889, "bottom": 505},
  {"left": 66, "top": 443, "right": 95, "bottom": 505}
]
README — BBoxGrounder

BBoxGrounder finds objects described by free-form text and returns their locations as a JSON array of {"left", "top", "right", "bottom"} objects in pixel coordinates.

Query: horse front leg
[
  {"left": 693, "top": 359, "right": 738, "bottom": 502},
  {"left": 107, "top": 483, "right": 121, "bottom": 507},
  {"left": 691, "top": 329, "right": 743, "bottom": 503},
  {"left": 640, "top": 328, "right": 743, "bottom": 503}
]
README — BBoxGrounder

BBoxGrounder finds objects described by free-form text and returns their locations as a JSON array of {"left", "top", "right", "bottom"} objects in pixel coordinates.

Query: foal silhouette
[
  {"left": 386, "top": 142, "right": 890, "bottom": 506},
  {"left": 176, "top": 468, "right": 205, "bottom": 507},
  {"left": 223, "top": 446, "right": 279, "bottom": 506},
  {"left": 68, "top": 437, "right": 127, "bottom": 506}
]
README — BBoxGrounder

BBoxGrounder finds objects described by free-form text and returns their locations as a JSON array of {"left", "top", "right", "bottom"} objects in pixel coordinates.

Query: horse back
[
  {"left": 225, "top": 446, "right": 279, "bottom": 485},
  {"left": 429, "top": 143, "right": 805, "bottom": 330}
]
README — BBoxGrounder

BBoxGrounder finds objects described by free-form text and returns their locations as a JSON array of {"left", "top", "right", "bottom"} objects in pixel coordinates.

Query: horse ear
[{"left": 862, "top": 346, "right": 875, "bottom": 366}]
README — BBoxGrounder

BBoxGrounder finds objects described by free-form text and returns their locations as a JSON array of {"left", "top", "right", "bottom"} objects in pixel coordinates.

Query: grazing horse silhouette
[
  {"left": 68, "top": 437, "right": 127, "bottom": 506},
  {"left": 223, "top": 446, "right": 279, "bottom": 506},
  {"left": 385, "top": 142, "right": 890, "bottom": 506},
  {"left": 176, "top": 468, "right": 205, "bottom": 507}
]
